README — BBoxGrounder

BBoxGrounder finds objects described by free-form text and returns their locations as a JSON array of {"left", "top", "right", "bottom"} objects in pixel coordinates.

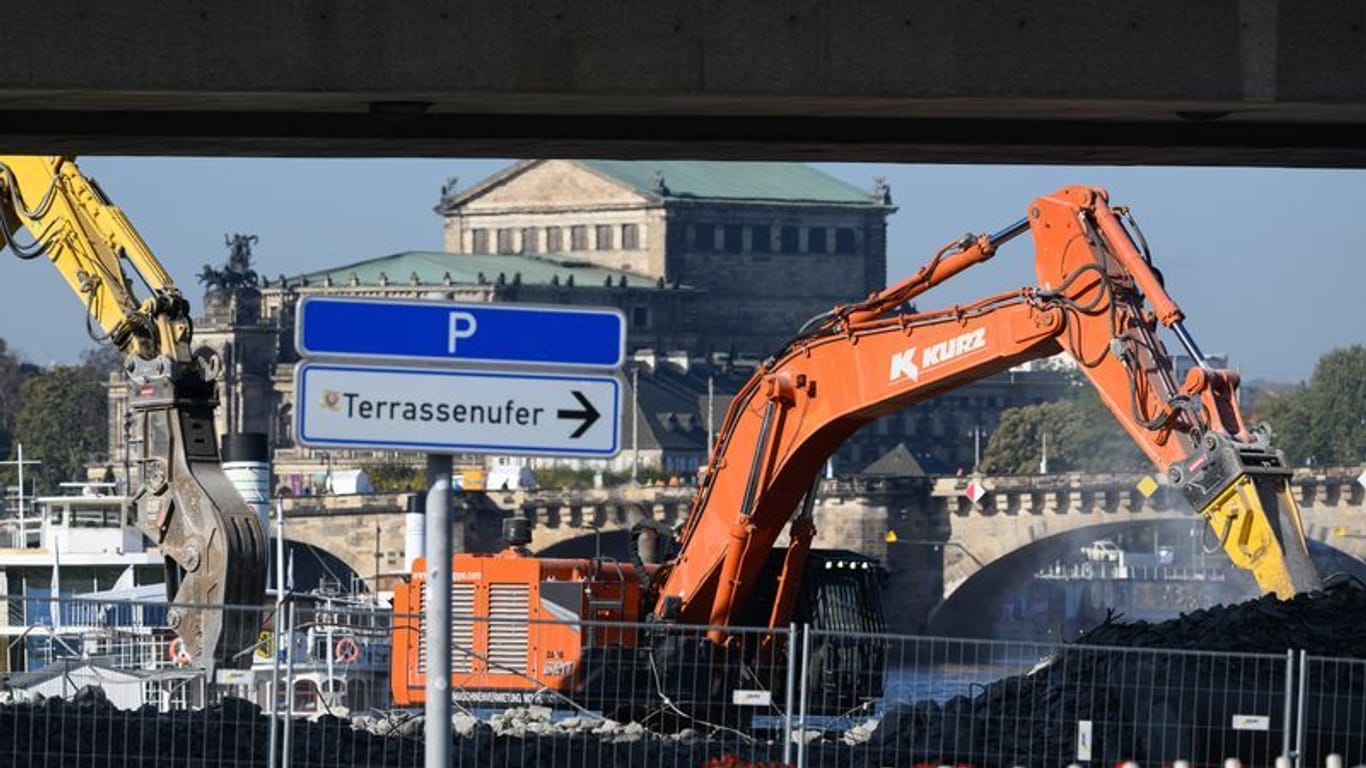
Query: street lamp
[{"left": 967, "top": 425, "right": 985, "bottom": 472}]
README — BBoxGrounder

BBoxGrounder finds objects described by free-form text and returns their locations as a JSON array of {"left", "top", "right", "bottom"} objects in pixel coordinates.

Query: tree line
[
  {"left": 981, "top": 345, "right": 1366, "bottom": 475},
  {"left": 0, "top": 339, "right": 118, "bottom": 495}
]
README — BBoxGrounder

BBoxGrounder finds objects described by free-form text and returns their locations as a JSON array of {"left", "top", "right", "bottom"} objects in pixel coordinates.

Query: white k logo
[{"left": 890, "top": 347, "right": 919, "bottom": 383}]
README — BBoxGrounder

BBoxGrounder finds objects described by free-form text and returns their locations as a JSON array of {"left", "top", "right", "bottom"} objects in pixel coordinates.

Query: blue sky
[{"left": 0, "top": 157, "right": 1360, "bottom": 382}]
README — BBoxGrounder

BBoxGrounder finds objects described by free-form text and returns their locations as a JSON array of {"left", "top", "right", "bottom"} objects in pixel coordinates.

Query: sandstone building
[{"left": 437, "top": 159, "right": 894, "bottom": 356}]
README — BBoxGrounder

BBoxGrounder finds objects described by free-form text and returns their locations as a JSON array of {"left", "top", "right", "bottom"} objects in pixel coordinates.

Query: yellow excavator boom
[{"left": 0, "top": 155, "right": 267, "bottom": 672}]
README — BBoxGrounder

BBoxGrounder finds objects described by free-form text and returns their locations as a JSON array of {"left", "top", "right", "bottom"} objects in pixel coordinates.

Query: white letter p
[{"left": 448, "top": 311, "right": 478, "bottom": 354}]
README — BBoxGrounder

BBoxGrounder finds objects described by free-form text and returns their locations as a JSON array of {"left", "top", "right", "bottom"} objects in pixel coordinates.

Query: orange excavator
[{"left": 391, "top": 185, "right": 1320, "bottom": 714}]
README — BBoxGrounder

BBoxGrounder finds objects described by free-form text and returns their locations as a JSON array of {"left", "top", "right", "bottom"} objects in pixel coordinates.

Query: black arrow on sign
[{"left": 557, "top": 390, "right": 601, "bottom": 438}]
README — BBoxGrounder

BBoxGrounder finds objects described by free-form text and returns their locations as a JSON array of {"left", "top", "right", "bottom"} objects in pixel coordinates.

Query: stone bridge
[
  {"left": 922, "top": 467, "right": 1366, "bottom": 596},
  {"left": 279, "top": 467, "right": 1365, "bottom": 632}
]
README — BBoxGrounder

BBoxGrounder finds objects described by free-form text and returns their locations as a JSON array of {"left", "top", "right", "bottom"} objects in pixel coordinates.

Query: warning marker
[
  {"left": 1136, "top": 475, "right": 1159, "bottom": 498},
  {"left": 965, "top": 479, "right": 987, "bottom": 504},
  {"left": 885, "top": 530, "right": 899, "bottom": 543}
]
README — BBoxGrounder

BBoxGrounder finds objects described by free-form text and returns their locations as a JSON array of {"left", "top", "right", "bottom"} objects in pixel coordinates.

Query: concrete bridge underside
[{"left": 8, "top": 2, "right": 1366, "bottom": 165}]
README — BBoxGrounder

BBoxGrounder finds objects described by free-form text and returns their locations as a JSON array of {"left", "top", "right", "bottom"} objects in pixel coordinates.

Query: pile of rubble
[
  {"left": 0, "top": 689, "right": 783, "bottom": 768},
  {"left": 821, "top": 582, "right": 1366, "bottom": 768},
  {"left": 1077, "top": 579, "right": 1366, "bottom": 656}
]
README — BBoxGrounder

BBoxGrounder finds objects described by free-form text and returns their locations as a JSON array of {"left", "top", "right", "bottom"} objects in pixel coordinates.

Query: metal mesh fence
[
  {"left": 1298, "top": 653, "right": 1366, "bottom": 767},
  {"left": 391, "top": 611, "right": 796, "bottom": 768},
  {"left": 798, "top": 630, "right": 1292, "bottom": 768},
  {"left": 0, "top": 594, "right": 1360, "bottom": 768},
  {"left": 0, "top": 595, "right": 414, "bottom": 767}
]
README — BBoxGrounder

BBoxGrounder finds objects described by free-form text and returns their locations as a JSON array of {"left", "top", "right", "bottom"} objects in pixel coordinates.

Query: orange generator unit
[
  {"left": 390, "top": 517, "right": 886, "bottom": 717},
  {"left": 390, "top": 547, "right": 646, "bottom": 709}
]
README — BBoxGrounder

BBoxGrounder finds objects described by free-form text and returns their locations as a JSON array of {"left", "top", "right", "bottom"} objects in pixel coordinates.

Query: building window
[
  {"left": 622, "top": 223, "right": 640, "bottom": 250},
  {"left": 780, "top": 226, "right": 799, "bottom": 253},
  {"left": 695, "top": 223, "right": 716, "bottom": 251},
  {"left": 471, "top": 229, "right": 489, "bottom": 253},
  {"left": 521, "top": 227, "right": 539, "bottom": 254},
  {"left": 496, "top": 228, "right": 516, "bottom": 254},
  {"left": 631, "top": 306, "right": 650, "bottom": 328},
  {"left": 546, "top": 226, "right": 564, "bottom": 252},
  {"left": 571, "top": 225, "right": 589, "bottom": 251},
  {"left": 808, "top": 227, "right": 828, "bottom": 253},
  {"left": 723, "top": 224, "right": 742, "bottom": 253},
  {"left": 751, "top": 225, "right": 772, "bottom": 253},
  {"left": 595, "top": 225, "right": 614, "bottom": 250},
  {"left": 835, "top": 228, "right": 856, "bottom": 254}
]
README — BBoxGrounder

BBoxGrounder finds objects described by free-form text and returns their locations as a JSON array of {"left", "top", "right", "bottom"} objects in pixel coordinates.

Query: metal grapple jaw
[
  {"left": 128, "top": 369, "right": 267, "bottom": 673},
  {"left": 1172, "top": 431, "right": 1322, "bottom": 599}
]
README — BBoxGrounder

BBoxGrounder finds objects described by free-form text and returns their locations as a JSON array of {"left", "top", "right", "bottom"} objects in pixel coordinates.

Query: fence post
[
  {"left": 283, "top": 599, "right": 297, "bottom": 763},
  {"left": 1282, "top": 649, "right": 1295, "bottom": 764},
  {"left": 267, "top": 499, "right": 286, "bottom": 768},
  {"left": 783, "top": 623, "right": 796, "bottom": 766},
  {"left": 1295, "top": 649, "right": 1309, "bottom": 768},
  {"left": 796, "top": 624, "right": 812, "bottom": 768}
]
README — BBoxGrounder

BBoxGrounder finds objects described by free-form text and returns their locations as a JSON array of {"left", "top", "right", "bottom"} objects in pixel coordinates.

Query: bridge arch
[{"left": 930, "top": 518, "right": 1366, "bottom": 641}]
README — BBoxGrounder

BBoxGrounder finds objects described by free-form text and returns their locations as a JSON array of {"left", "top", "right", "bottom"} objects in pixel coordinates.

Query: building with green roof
[{"left": 436, "top": 159, "right": 895, "bottom": 355}]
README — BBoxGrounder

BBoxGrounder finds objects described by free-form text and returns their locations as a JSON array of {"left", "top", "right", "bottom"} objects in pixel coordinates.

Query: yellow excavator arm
[{"left": 0, "top": 155, "right": 266, "bottom": 672}]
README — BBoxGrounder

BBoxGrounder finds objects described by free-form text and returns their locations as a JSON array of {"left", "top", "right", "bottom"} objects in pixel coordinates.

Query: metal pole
[
  {"left": 782, "top": 623, "right": 797, "bottom": 766},
  {"left": 17, "top": 443, "right": 24, "bottom": 525},
  {"left": 2, "top": 443, "right": 40, "bottom": 542},
  {"left": 282, "top": 599, "right": 296, "bottom": 763},
  {"left": 1295, "top": 649, "right": 1309, "bottom": 768},
  {"left": 122, "top": 411, "right": 132, "bottom": 497},
  {"left": 425, "top": 453, "right": 453, "bottom": 768},
  {"left": 972, "top": 426, "right": 981, "bottom": 471},
  {"left": 631, "top": 367, "right": 640, "bottom": 483},
  {"left": 707, "top": 375, "right": 715, "bottom": 458},
  {"left": 796, "top": 624, "right": 812, "bottom": 768},
  {"left": 1282, "top": 649, "right": 1294, "bottom": 763},
  {"left": 267, "top": 500, "right": 286, "bottom": 768}
]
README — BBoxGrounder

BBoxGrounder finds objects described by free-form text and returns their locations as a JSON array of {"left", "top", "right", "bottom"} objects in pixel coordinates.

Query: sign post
[
  {"left": 424, "top": 454, "right": 452, "bottom": 768},
  {"left": 293, "top": 296, "right": 625, "bottom": 768}
]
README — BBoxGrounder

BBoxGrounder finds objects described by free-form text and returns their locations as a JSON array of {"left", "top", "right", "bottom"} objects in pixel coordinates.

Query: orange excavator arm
[{"left": 652, "top": 185, "right": 1319, "bottom": 637}]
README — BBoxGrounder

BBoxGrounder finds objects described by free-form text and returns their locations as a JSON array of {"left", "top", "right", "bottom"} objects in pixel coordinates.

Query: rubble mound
[
  {"left": 1077, "top": 580, "right": 1366, "bottom": 656},
  {"left": 0, "top": 696, "right": 782, "bottom": 768},
  {"left": 831, "top": 583, "right": 1366, "bottom": 768}
]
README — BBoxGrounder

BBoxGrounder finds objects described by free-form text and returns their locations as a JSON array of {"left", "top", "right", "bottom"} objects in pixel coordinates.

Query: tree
[
  {"left": 14, "top": 365, "right": 108, "bottom": 492},
  {"left": 79, "top": 343, "right": 125, "bottom": 377},
  {"left": 0, "top": 338, "right": 22, "bottom": 459},
  {"left": 980, "top": 400, "right": 1077, "bottom": 475},
  {"left": 361, "top": 460, "right": 424, "bottom": 493},
  {"left": 981, "top": 387, "right": 1148, "bottom": 475},
  {"left": 1252, "top": 345, "right": 1366, "bottom": 466}
]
